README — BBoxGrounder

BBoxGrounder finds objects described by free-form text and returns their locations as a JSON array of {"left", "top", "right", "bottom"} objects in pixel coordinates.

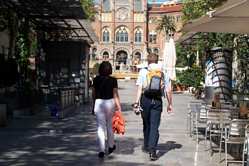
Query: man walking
[{"left": 133, "top": 53, "right": 171, "bottom": 161}]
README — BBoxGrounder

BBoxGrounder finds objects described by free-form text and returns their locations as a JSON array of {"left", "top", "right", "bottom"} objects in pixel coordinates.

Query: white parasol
[{"left": 163, "top": 37, "right": 177, "bottom": 81}]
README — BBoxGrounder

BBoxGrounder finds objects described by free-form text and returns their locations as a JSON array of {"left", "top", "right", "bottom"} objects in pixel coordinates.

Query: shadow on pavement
[
  {"left": 0, "top": 105, "right": 98, "bottom": 166},
  {"left": 115, "top": 137, "right": 142, "bottom": 155},
  {"left": 120, "top": 103, "right": 133, "bottom": 113},
  {"left": 157, "top": 141, "right": 182, "bottom": 158},
  {"left": 100, "top": 161, "right": 161, "bottom": 166}
]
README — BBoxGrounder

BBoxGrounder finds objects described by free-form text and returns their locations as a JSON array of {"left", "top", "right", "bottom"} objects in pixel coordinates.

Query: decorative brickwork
[{"left": 91, "top": 1, "right": 183, "bottom": 72}]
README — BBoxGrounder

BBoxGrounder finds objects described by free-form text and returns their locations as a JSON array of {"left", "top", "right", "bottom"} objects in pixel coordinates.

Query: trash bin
[{"left": 0, "top": 104, "right": 7, "bottom": 127}]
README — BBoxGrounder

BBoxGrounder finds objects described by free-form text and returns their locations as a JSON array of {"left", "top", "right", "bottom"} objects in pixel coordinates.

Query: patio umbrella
[
  {"left": 163, "top": 37, "right": 176, "bottom": 81},
  {"left": 182, "top": 0, "right": 249, "bottom": 34},
  {"left": 162, "top": 37, "right": 176, "bottom": 113},
  {"left": 182, "top": 16, "right": 249, "bottom": 34},
  {"left": 213, "top": 0, "right": 249, "bottom": 18}
]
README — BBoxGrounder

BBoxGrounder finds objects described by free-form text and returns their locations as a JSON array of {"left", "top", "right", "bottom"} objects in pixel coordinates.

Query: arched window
[
  {"left": 134, "top": 52, "right": 141, "bottom": 59},
  {"left": 92, "top": 47, "right": 97, "bottom": 60},
  {"left": 134, "top": 0, "right": 142, "bottom": 12},
  {"left": 154, "top": 48, "right": 159, "bottom": 54},
  {"left": 116, "top": 26, "right": 128, "bottom": 42},
  {"left": 103, "top": 0, "right": 111, "bottom": 12},
  {"left": 102, "top": 28, "right": 110, "bottom": 42},
  {"left": 135, "top": 28, "right": 142, "bottom": 43}
]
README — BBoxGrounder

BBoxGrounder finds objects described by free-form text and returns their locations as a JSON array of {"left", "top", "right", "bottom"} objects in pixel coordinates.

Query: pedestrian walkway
[{"left": 0, "top": 80, "right": 234, "bottom": 166}]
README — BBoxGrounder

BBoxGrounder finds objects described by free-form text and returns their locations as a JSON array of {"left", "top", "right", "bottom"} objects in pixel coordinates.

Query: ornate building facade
[{"left": 90, "top": 0, "right": 182, "bottom": 72}]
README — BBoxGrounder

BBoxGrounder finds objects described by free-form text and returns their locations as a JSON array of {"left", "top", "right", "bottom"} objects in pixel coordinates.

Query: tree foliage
[
  {"left": 80, "top": 0, "right": 96, "bottom": 20},
  {"left": 176, "top": 66, "right": 204, "bottom": 88},
  {"left": 175, "top": 43, "right": 189, "bottom": 67},
  {"left": 234, "top": 35, "right": 249, "bottom": 94},
  {"left": 182, "top": 0, "right": 227, "bottom": 23},
  {"left": 156, "top": 15, "right": 176, "bottom": 37}
]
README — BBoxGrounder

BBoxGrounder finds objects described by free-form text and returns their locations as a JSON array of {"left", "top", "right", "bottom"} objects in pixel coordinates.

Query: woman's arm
[
  {"left": 91, "top": 87, "right": 96, "bottom": 114},
  {"left": 113, "top": 88, "right": 121, "bottom": 112}
]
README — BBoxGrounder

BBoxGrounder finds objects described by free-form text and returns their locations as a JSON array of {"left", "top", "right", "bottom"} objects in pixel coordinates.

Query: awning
[
  {"left": 182, "top": 16, "right": 249, "bottom": 34},
  {"left": 176, "top": 31, "right": 198, "bottom": 44},
  {"left": 181, "top": 0, "right": 249, "bottom": 34},
  {"left": 1, "top": 0, "right": 97, "bottom": 43},
  {"left": 213, "top": 0, "right": 249, "bottom": 18}
]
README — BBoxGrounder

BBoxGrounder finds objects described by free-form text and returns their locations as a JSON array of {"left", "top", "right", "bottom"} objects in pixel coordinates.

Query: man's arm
[{"left": 135, "top": 85, "right": 143, "bottom": 104}]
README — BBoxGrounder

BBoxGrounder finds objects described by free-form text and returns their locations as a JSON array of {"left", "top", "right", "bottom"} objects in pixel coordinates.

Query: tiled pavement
[{"left": 0, "top": 80, "right": 240, "bottom": 166}]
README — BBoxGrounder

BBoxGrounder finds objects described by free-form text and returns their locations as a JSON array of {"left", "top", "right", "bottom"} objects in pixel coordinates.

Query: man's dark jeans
[{"left": 140, "top": 95, "right": 162, "bottom": 153}]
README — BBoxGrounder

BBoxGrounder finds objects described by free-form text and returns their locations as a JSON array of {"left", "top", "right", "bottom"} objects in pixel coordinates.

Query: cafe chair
[
  {"left": 224, "top": 119, "right": 249, "bottom": 166},
  {"left": 206, "top": 109, "right": 231, "bottom": 156},
  {"left": 188, "top": 102, "right": 207, "bottom": 143}
]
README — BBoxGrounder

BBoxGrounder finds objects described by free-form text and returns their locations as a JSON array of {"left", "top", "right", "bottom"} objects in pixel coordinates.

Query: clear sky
[
  {"left": 148, "top": 0, "right": 171, "bottom": 4},
  {"left": 94, "top": 0, "right": 180, "bottom": 5}
]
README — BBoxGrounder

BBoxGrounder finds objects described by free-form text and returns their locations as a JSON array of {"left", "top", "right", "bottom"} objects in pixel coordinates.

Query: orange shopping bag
[{"left": 112, "top": 111, "right": 125, "bottom": 135}]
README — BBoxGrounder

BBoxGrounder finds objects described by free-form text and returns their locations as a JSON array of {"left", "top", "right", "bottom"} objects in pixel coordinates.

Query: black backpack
[{"left": 143, "top": 69, "right": 164, "bottom": 98}]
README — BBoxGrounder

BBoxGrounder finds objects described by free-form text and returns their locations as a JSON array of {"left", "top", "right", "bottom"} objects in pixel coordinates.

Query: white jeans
[{"left": 94, "top": 99, "right": 115, "bottom": 152}]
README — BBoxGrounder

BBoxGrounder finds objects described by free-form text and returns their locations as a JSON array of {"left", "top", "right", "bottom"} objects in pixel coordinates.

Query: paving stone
[{"left": 0, "top": 80, "right": 242, "bottom": 166}]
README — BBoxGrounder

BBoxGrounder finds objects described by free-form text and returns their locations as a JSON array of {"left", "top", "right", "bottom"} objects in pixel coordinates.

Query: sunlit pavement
[{"left": 0, "top": 80, "right": 238, "bottom": 166}]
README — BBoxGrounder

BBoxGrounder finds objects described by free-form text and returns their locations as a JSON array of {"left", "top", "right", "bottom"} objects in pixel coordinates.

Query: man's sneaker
[
  {"left": 98, "top": 152, "right": 105, "bottom": 158},
  {"left": 108, "top": 145, "right": 116, "bottom": 154},
  {"left": 149, "top": 151, "right": 158, "bottom": 161}
]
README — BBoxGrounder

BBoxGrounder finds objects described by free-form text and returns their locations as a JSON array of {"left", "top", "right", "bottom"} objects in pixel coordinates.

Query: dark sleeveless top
[{"left": 93, "top": 75, "right": 118, "bottom": 99}]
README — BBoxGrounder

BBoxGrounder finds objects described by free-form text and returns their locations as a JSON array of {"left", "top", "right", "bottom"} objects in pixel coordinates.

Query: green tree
[
  {"left": 182, "top": 0, "right": 227, "bottom": 22},
  {"left": 175, "top": 43, "right": 188, "bottom": 67},
  {"left": 176, "top": 65, "right": 204, "bottom": 88},
  {"left": 80, "top": 0, "right": 96, "bottom": 20},
  {"left": 156, "top": 15, "right": 176, "bottom": 38}
]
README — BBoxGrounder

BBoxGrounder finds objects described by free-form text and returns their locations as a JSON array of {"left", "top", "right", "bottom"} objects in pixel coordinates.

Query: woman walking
[{"left": 92, "top": 61, "right": 122, "bottom": 158}]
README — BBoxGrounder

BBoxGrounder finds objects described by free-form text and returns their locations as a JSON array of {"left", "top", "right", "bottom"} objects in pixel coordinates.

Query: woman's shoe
[
  {"left": 98, "top": 152, "right": 105, "bottom": 158},
  {"left": 108, "top": 145, "right": 116, "bottom": 154}
]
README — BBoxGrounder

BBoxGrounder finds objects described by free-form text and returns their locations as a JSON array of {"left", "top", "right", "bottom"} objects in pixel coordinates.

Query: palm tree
[{"left": 156, "top": 15, "right": 176, "bottom": 39}]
